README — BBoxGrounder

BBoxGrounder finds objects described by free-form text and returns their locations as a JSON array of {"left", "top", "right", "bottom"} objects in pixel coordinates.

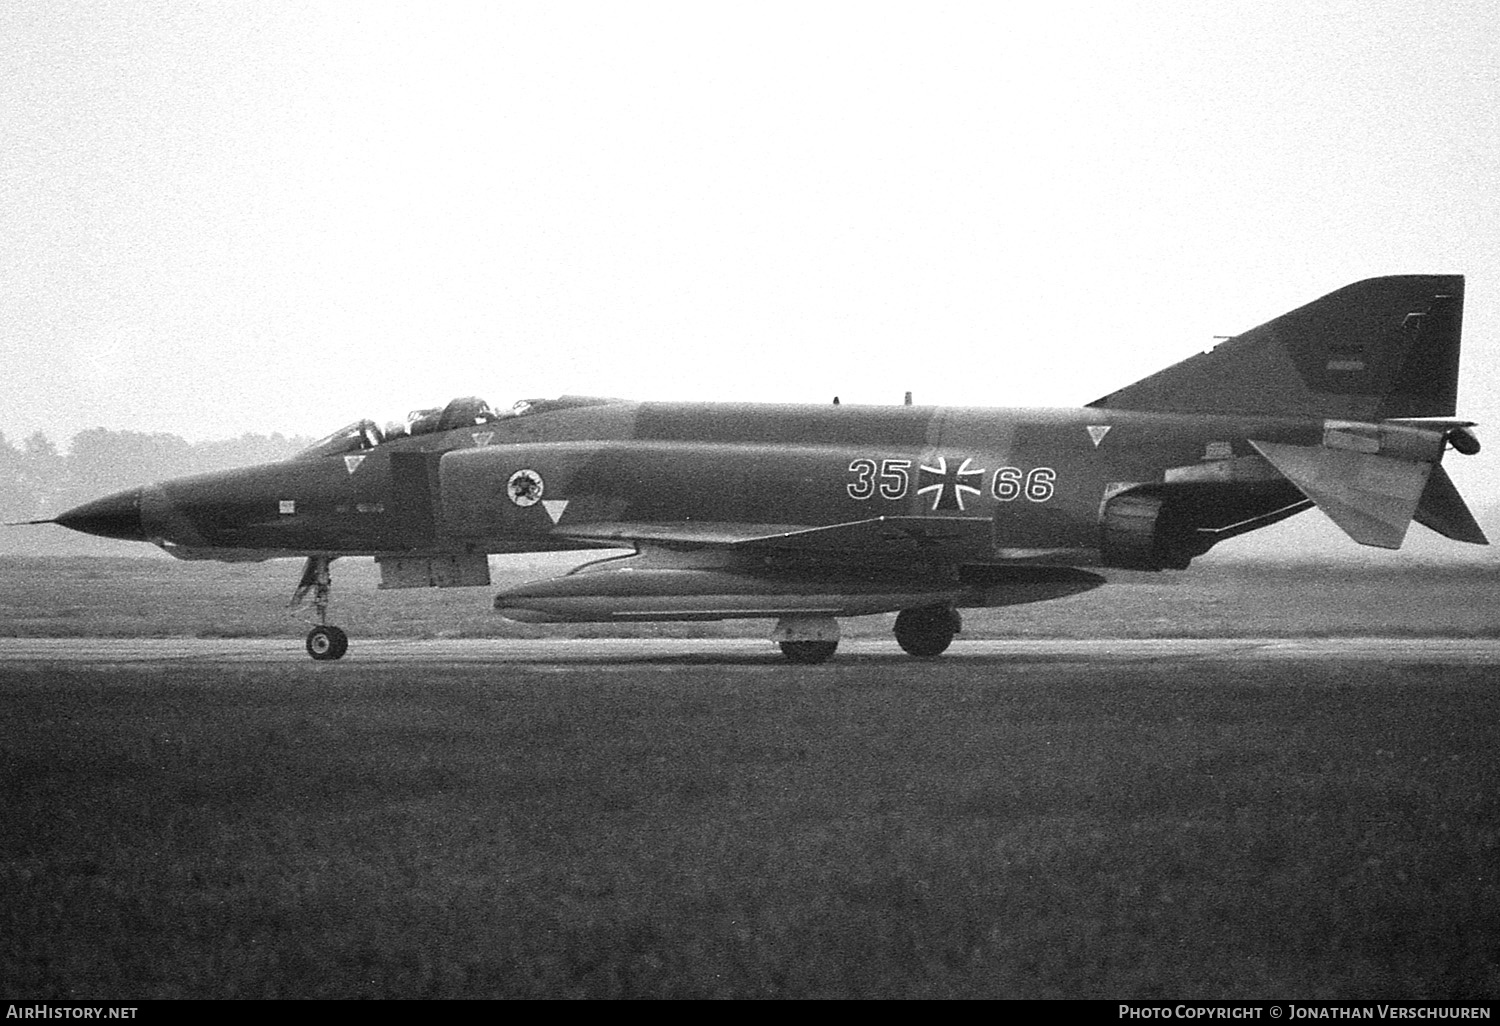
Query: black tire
[
  {"left": 306, "top": 625, "right": 348, "bottom": 661},
  {"left": 779, "top": 640, "right": 838, "bottom": 664},
  {"left": 894, "top": 606, "right": 958, "bottom": 657}
]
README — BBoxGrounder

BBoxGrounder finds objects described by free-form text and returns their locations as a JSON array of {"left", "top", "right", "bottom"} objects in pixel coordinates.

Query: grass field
[
  {"left": 2, "top": 556, "right": 1499, "bottom": 998},
  {"left": 2, "top": 659, "right": 1498, "bottom": 999}
]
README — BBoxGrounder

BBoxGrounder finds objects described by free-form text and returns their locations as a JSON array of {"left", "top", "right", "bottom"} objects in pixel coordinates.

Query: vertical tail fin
[{"left": 1090, "top": 275, "right": 1465, "bottom": 419}]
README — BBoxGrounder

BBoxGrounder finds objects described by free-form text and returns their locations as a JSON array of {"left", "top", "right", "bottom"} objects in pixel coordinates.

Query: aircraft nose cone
[{"left": 54, "top": 488, "right": 147, "bottom": 542}]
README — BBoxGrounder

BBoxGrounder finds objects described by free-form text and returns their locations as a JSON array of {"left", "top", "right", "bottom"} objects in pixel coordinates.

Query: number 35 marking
[{"left": 847, "top": 458, "right": 912, "bottom": 500}]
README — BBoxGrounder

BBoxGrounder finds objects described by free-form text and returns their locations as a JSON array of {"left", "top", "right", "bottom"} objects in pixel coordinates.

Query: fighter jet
[{"left": 32, "top": 275, "right": 1487, "bottom": 662}]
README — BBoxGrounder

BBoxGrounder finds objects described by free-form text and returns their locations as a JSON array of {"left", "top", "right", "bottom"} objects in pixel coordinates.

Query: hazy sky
[{"left": 5, "top": 0, "right": 1499, "bottom": 509}]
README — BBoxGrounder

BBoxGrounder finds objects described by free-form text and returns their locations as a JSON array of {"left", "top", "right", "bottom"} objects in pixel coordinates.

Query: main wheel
[
  {"left": 779, "top": 640, "right": 838, "bottom": 664},
  {"left": 894, "top": 606, "right": 959, "bottom": 657},
  {"left": 306, "top": 625, "right": 349, "bottom": 661}
]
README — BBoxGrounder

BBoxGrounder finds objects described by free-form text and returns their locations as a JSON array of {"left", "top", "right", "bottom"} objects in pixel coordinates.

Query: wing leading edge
[{"left": 550, "top": 515, "right": 994, "bottom": 557}]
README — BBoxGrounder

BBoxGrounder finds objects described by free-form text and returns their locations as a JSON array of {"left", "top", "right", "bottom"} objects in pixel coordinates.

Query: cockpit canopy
[
  {"left": 398, "top": 395, "right": 500, "bottom": 439},
  {"left": 296, "top": 396, "right": 500, "bottom": 459},
  {"left": 295, "top": 395, "right": 621, "bottom": 459},
  {"left": 296, "top": 419, "right": 387, "bottom": 460}
]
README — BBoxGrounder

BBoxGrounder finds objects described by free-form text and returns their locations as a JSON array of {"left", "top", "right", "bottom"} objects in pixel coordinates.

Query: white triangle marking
[
  {"left": 344, "top": 455, "right": 367, "bottom": 474},
  {"left": 472, "top": 431, "right": 494, "bottom": 447},
  {"left": 1086, "top": 425, "right": 1111, "bottom": 448},
  {"left": 542, "top": 499, "right": 569, "bottom": 524}
]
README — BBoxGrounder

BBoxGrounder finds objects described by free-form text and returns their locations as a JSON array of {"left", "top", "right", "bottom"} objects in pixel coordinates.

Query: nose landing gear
[
  {"left": 305, "top": 623, "right": 349, "bottom": 660},
  {"left": 291, "top": 556, "right": 349, "bottom": 661}
]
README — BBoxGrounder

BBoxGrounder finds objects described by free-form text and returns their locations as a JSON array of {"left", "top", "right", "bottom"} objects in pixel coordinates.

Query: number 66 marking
[{"left": 992, "top": 466, "right": 1055, "bottom": 502}]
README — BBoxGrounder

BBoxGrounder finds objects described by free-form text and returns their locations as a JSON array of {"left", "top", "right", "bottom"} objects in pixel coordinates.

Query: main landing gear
[
  {"left": 291, "top": 556, "right": 348, "bottom": 661},
  {"left": 893, "top": 605, "right": 962, "bottom": 657},
  {"left": 773, "top": 615, "right": 840, "bottom": 664},
  {"left": 770, "top": 606, "right": 962, "bottom": 663}
]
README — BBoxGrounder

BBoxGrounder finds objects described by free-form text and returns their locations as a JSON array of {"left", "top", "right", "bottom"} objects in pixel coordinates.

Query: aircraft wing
[
  {"left": 498, "top": 515, "right": 1103, "bottom": 624},
  {"left": 551, "top": 515, "right": 993, "bottom": 557}
]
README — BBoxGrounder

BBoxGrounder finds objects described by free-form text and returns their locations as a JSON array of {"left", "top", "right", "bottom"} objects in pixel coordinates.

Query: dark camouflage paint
[{"left": 48, "top": 276, "right": 1482, "bottom": 623}]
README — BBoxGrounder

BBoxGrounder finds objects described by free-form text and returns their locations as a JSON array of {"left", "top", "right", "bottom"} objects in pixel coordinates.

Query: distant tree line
[{"left": 1, "top": 428, "right": 311, "bottom": 553}]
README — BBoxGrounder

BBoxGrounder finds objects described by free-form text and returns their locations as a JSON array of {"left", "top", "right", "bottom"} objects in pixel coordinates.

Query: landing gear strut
[
  {"left": 894, "top": 605, "right": 961, "bottom": 657},
  {"left": 291, "top": 556, "right": 348, "bottom": 661}
]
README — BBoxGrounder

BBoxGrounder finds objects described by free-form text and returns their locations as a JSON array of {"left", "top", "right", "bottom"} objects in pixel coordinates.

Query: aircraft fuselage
[{"left": 65, "top": 401, "right": 1341, "bottom": 568}]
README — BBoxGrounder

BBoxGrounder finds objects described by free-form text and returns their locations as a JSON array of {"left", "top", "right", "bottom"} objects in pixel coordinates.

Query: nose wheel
[
  {"left": 291, "top": 556, "right": 349, "bottom": 661},
  {"left": 306, "top": 624, "right": 349, "bottom": 661}
]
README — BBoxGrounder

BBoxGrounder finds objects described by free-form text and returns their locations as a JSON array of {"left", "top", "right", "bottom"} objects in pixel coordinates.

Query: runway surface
[{"left": 2, "top": 636, "right": 1499, "bottom": 666}]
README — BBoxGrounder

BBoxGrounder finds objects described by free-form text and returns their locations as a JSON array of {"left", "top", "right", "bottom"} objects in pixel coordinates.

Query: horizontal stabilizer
[
  {"left": 1249, "top": 440, "right": 1432, "bottom": 549},
  {"left": 1413, "top": 464, "right": 1489, "bottom": 544}
]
